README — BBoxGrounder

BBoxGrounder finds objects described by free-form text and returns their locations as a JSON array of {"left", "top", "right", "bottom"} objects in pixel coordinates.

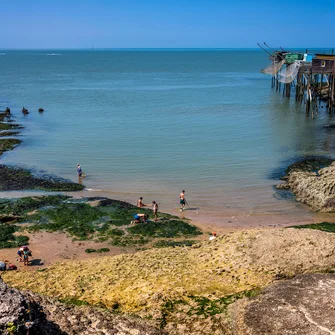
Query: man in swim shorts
[{"left": 180, "top": 190, "right": 186, "bottom": 211}]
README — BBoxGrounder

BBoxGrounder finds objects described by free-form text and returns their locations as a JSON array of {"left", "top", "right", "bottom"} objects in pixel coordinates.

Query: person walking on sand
[
  {"left": 180, "top": 190, "right": 186, "bottom": 211},
  {"left": 152, "top": 201, "right": 158, "bottom": 221},
  {"left": 137, "top": 197, "right": 147, "bottom": 208}
]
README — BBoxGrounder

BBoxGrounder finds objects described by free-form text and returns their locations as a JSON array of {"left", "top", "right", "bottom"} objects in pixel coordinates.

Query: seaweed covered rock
[
  {"left": 277, "top": 159, "right": 335, "bottom": 211},
  {"left": 0, "top": 165, "right": 84, "bottom": 191},
  {"left": 3, "top": 228, "right": 335, "bottom": 334},
  {"left": 230, "top": 273, "right": 335, "bottom": 335}
]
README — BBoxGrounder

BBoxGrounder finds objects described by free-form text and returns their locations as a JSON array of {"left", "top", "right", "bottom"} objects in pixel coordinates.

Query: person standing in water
[
  {"left": 76, "top": 163, "right": 83, "bottom": 177},
  {"left": 152, "top": 201, "right": 158, "bottom": 221},
  {"left": 180, "top": 190, "right": 186, "bottom": 211}
]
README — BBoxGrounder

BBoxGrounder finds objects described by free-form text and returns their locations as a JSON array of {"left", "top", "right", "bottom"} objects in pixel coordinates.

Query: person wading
[{"left": 180, "top": 190, "right": 186, "bottom": 211}]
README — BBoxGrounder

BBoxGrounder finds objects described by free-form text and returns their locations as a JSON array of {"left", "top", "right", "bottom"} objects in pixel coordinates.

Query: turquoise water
[{"left": 1, "top": 49, "right": 334, "bottom": 215}]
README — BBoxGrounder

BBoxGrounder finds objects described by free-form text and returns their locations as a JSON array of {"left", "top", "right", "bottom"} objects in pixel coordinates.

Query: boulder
[
  {"left": 230, "top": 273, "right": 335, "bottom": 335},
  {"left": 277, "top": 159, "right": 335, "bottom": 211},
  {"left": 0, "top": 279, "right": 164, "bottom": 334}
]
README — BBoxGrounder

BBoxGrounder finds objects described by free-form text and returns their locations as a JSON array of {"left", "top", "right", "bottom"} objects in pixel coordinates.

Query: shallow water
[{"left": 1, "top": 49, "right": 335, "bottom": 218}]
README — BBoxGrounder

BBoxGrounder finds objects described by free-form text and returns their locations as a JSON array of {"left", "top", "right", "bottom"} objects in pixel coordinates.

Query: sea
[{"left": 1, "top": 49, "right": 335, "bottom": 223}]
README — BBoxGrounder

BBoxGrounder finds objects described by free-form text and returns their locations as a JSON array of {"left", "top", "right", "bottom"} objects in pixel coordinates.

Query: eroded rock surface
[
  {"left": 0, "top": 279, "right": 164, "bottom": 335},
  {"left": 277, "top": 161, "right": 335, "bottom": 212},
  {"left": 230, "top": 273, "right": 335, "bottom": 335}
]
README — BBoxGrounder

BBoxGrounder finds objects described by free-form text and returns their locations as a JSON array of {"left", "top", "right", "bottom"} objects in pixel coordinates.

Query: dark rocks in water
[
  {"left": 276, "top": 158, "right": 335, "bottom": 212},
  {"left": 285, "top": 157, "right": 334, "bottom": 174},
  {"left": 38, "top": 108, "right": 44, "bottom": 112},
  {"left": 4, "top": 107, "right": 10, "bottom": 115},
  {"left": 0, "top": 279, "right": 164, "bottom": 335},
  {"left": 0, "top": 165, "right": 84, "bottom": 192},
  {"left": 22, "top": 107, "right": 29, "bottom": 115},
  {"left": 230, "top": 273, "right": 335, "bottom": 335},
  {"left": 0, "top": 131, "right": 20, "bottom": 137},
  {"left": 0, "top": 138, "right": 22, "bottom": 157}
]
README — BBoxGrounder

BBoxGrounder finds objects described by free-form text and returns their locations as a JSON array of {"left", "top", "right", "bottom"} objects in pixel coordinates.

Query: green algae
[
  {"left": 0, "top": 131, "right": 20, "bottom": 137},
  {"left": 0, "top": 223, "right": 29, "bottom": 249},
  {"left": 6, "top": 196, "right": 203, "bottom": 245},
  {"left": 289, "top": 222, "right": 335, "bottom": 233},
  {"left": 0, "top": 195, "right": 69, "bottom": 216},
  {"left": 0, "top": 138, "right": 21, "bottom": 156},
  {"left": 153, "top": 240, "right": 197, "bottom": 248},
  {"left": 159, "top": 288, "right": 262, "bottom": 328},
  {"left": 0, "top": 165, "right": 84, "bottom": 191},
  {"left": 285, "top": 157, "right": 334, "bottom": 175},
  {"left": 128, "top": 219, "right": 202, "bottom": 238},
  {"left": 0, "top": 123, "right": 19, "bottom": 131},
  {"left": 85, "top": 248, "right": 110, "bottom": 254}
]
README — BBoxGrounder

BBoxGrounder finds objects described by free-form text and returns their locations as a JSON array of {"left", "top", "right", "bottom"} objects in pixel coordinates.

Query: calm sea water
[{"left": 1, "top": 49, "right": 334, "bottom": 216}]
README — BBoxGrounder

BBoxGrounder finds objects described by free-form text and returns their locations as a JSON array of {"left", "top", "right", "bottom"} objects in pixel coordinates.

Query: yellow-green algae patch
[{"left": 4, "top": 228, "right": 335, "bottom": 319}]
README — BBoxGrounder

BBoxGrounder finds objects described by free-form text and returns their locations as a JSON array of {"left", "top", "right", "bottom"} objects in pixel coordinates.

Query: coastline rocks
[
  {"left": 4, "top": 228, "right": 335, "bottom": 334},
  {"left": 277, "top": 159, "right": 335, "bottom": 211},
  {"left": 0, "top": 279, "right": 164, "bottom": 335},
  {"left": 0, "top": 165, "right": 84, "bottom": 191},
  {"left": 0, "top": 279, "right": 35, "bottom": 334},
  {"left": 229, "top": 273, "right": 335, "bottom": 335}
]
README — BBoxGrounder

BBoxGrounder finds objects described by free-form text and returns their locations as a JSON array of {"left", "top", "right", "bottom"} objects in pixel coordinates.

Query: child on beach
[
  {"left": 23, "top": 250, "right": 30, "bottom": 266},
  {"left": 152, "top": 201, "right": 158, "bottom": 221},
  {"left": 17, "top": 246, "right": 31, "bottom": 262},
  {"left": 137, "top": 197, "right": 147, "bottom": 208}
]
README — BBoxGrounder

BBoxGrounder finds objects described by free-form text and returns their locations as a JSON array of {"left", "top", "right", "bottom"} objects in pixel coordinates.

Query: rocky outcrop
[
  {"left": 0, "top": 279, "right": 164, "bottom": 334},
  {"left": 4, "top": 229, "right": 335, "bottom": 334},
  {"left": 277, "top": 160, "right": 335, "bottom": 211},
  {"left": 230, "top": 273, "right": 335, "bottom": 335}
]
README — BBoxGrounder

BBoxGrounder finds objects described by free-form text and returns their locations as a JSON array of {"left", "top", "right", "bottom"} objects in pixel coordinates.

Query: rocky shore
[
  {"left": 276, "top": 158, "right": 335, "bottom": 212},
  {"left": 3, "top": 227, "right": 335, "bottom": 334},
  {"left": 0, "top": 279, "right": 164, "bottom": 335},
  {"left": 0, "top": 108, "right": 84, "bottom": 192}
]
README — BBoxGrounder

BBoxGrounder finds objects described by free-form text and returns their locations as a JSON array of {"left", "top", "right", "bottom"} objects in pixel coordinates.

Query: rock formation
[
  {"left": 277, "top": 160, "right": 335, "bottom": 211},
  {"left": 230, "top": 273, "right": 335, "bottom": 335},
  {"left": 0, "top": 278, "right": 164, "bottom": 335},
  {"left": 3, "top": 228, "right": 335, "bottom": 334}
]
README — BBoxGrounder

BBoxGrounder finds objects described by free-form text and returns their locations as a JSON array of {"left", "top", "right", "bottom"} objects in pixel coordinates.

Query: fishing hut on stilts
[{"left": 259, "top": 43, "right": 335, "bottom": 118}]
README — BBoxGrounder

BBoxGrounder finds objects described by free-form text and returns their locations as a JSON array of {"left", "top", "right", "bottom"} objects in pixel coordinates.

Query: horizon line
[{"left": 0, "top": 47, "right": 334, "bottom": 51}]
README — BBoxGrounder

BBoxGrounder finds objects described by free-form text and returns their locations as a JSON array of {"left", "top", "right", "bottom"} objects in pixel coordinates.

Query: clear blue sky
[{"left": 1, "top": 0, "right": 335, "bottom": 49}]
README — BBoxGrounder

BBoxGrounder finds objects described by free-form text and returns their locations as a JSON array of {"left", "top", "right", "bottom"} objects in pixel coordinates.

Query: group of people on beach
[
  {"left": 76, "top": 164, "right": 188, "bottom": 224},
  {"left": 133, "top": 190, "right": 187, "bottom": 224},
  {"left": 135, "top": 198, "right": 159, "bottom": 222},
  {"left": 0, "top": 246, "right": 32, "bottom": 273}
]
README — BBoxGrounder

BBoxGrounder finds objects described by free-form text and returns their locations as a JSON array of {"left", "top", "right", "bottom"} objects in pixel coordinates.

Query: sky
[{"left": 1, "top": 0, "right": 335, "bottom": 49}]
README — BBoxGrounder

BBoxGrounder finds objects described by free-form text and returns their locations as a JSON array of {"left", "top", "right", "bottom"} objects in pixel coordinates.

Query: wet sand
[{"left": 1, "top": 187, "right": 335, "bottom": 270}]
